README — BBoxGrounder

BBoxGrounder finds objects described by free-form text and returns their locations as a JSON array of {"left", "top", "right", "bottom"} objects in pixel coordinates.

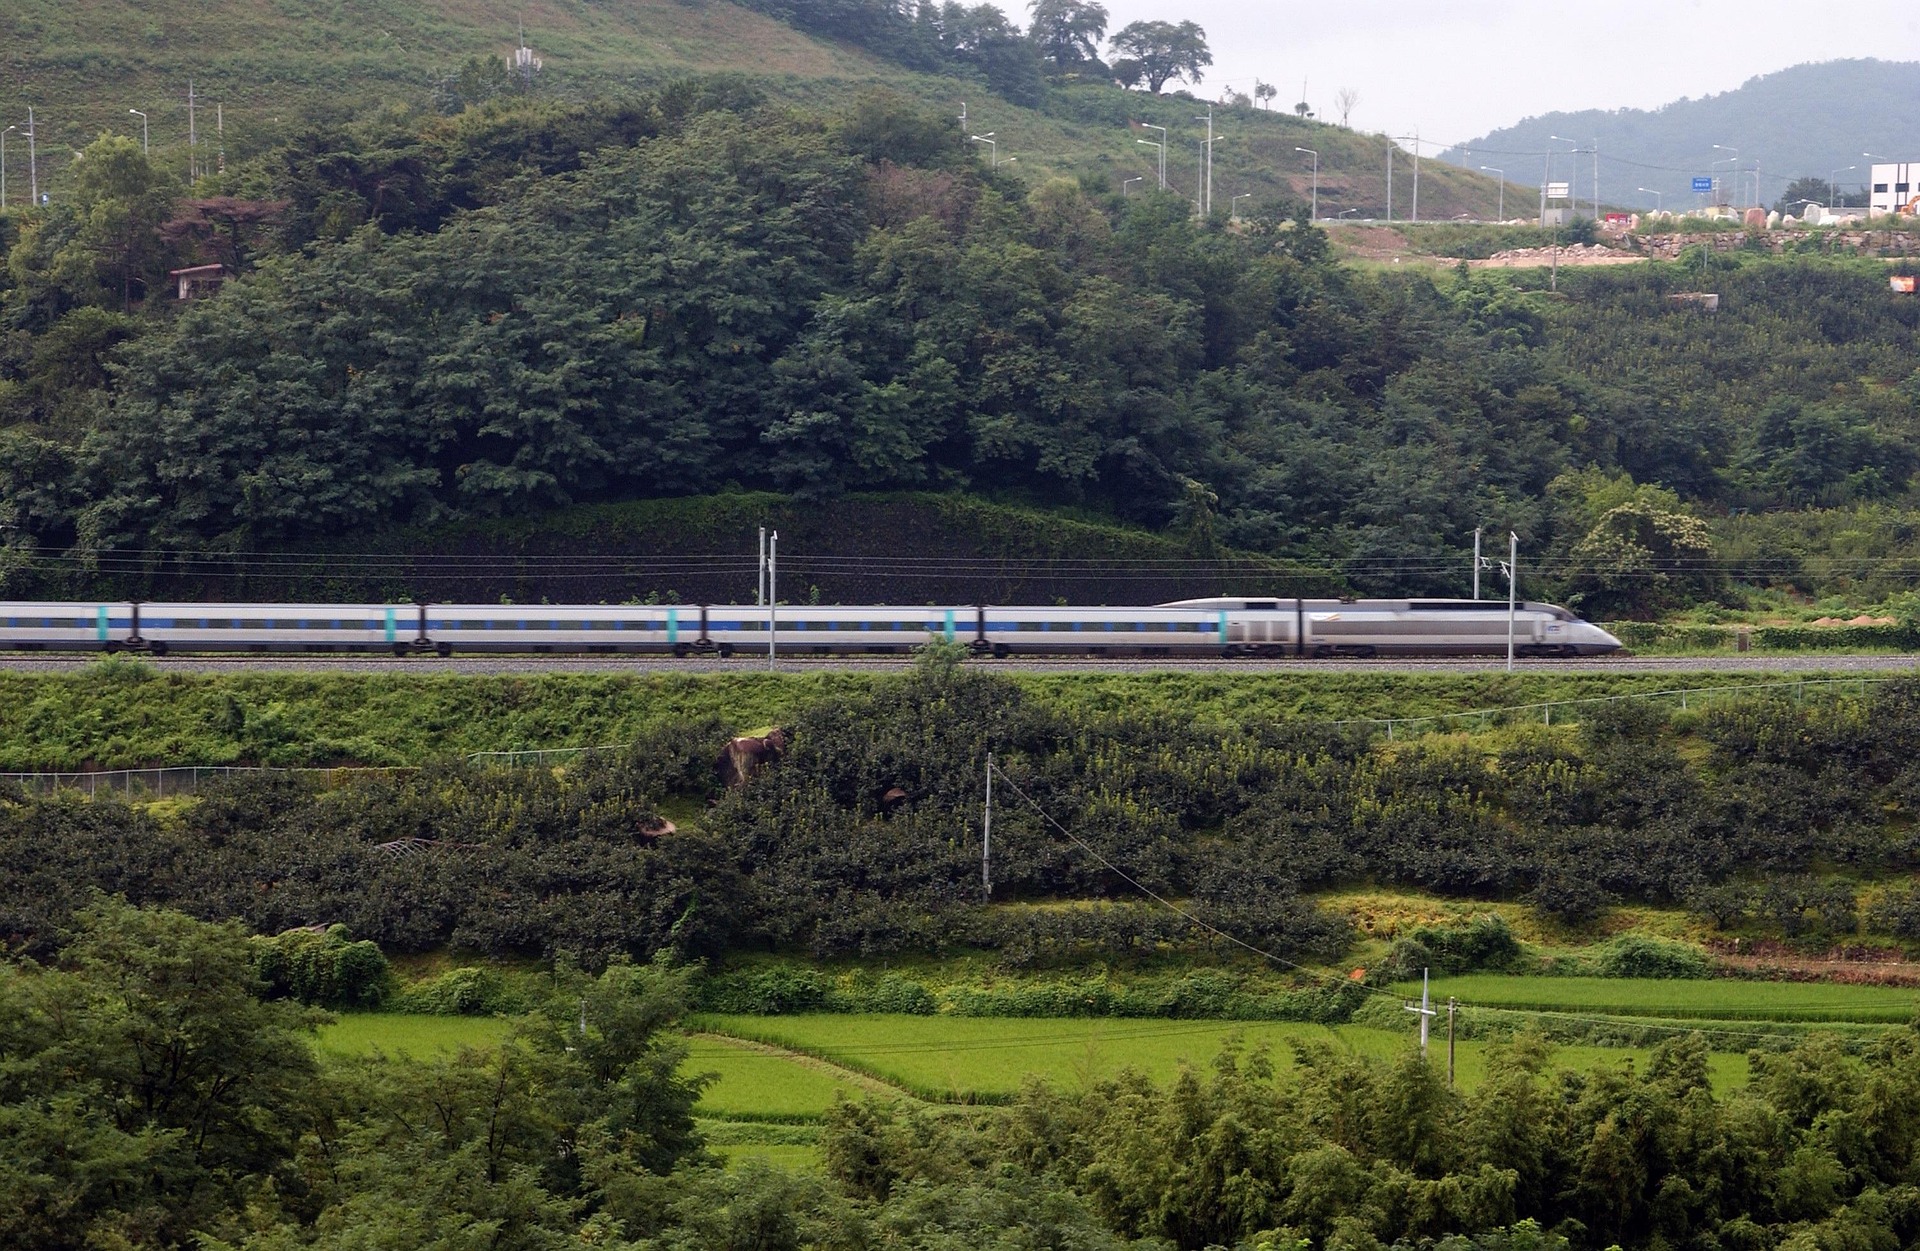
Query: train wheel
[
  {"left": 392, "top": 643, "right": 409, "bottom": 657},
  {"left": 717, "top": 643, "right": 734, "bottom": 658},
  {"left": 104, "top": 641, "right": 122, "bottom": 655},
  {"left": 992, "top": 643, "right": 1011, "bottom": 659},
  {"left": 673, "top": 643, "right": 690, "bottom": 658},
  {"left": 148, "top": 641, "right": 168, "bottom": 657},
  {"left": 435, "top": 642, "right": 453, "bottom": 658}
]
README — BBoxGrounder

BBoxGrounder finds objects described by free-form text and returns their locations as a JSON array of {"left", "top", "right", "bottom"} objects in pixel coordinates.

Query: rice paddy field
[
  {"left": 1399, "top": 976, "right": 1920, "bottom": 1023},
  {"left": 317, "top": 969, "right": 1918, "bottom": 1173},
  {"left": 689, "top": 1013, "right": 1755, "bottom": 1103}
]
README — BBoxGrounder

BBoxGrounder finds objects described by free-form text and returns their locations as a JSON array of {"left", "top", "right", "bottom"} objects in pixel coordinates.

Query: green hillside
[
  {"left": 0, "top": 0, "right": 1510, "bottom": 218},
  {"left": 1442, "top": 58, "right": 1920, "bottom": 214}
]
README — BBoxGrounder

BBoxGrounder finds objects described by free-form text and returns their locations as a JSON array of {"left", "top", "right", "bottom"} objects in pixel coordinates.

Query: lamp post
[
  {"left": 1712, "top": 144, "right": 1739, "bottom": 206},
  {"left": 1394, "top": 132, "right": 1422, "bottom": 222},
  {"left": 969, "top": 132, "right": 996, "bottom": 168},
  {"left": 0, "top": 125, "right": 12, "bottom": 209},
  {"left": 1828, "top": 165, "right": 1855, "bottom": 209},
  {"left": 1480, "top": 166, "right": 1504, "bottom": 220},
  {"left": 1230, "top": 192, "right": 1250, "bottom": 220},
  {"left": 128, "top": 108, "right": 148, "bottom": 153},
  {"left": 1336, "top": 207, "right": 1359, "bottom": 220},
  {"left": 1550, "top": 134, "right": 1581, "bottom": 212},
  {"left": 1195, "top": 104, "right": 1215, "bottom": 217},
  {"left": 1122, "top": 176, "right": 1141, "bottom": 196},
  {"left": 1136, "top": 122, "right": 1166, "bottom": 189},
  {"left": 25, "top": 106, "right": 37, "bottom": 206},
  {"left": 1295, "top": 146, "right": 1318, "bottom": 220},
  {"left": 1637, "top": 186, "right": 1663, "bottom": 211}
]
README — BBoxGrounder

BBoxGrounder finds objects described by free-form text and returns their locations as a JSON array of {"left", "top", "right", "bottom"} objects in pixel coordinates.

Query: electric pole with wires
[{"left": 1405, "top": 967, "right": 1436, "bottom": 1054}]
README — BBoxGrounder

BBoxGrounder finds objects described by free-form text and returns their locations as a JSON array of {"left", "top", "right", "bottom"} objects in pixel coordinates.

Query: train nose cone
[{"left": 1582, "top": 623, "right": 1624, "bottom": 654}]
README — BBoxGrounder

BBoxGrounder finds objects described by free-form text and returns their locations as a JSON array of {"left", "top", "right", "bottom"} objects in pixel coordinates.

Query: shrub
[
  {"left": 1591, "top": 934, "right": 1711, "bottom": 979},
  {"left": 252, "top": 925, "right": 394, "bottom": 1008},
  {"left": 394, "top": 965, "right": 529, "bottom": 1015}
]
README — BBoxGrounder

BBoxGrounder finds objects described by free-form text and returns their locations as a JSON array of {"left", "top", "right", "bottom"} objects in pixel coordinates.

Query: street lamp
[
  {"left": 1829, "top": 165, "right": 1855, "bottom": 209},
  {"left": 1549, "top": 134, "right": 1581, "bottom": 206},
  {"left": 1122, "top": 176, "right": 1141, "bottom": 196},
  {"left": 1711, "top": 145, "right": 1739, "bottom": 206},
  {"left": 0, "top": 125, "right": 12, "bottom": 209},
  {"left": 1336, "top": 207, "right": 1359, "bottom": 220},
  {"left": 1637, "top": 186, "right": 1663, "bottom": 211},
  {"left": 1135, "top": 122, "right": 1166, "bottom": 190},
  {"left": 128, "top": 109, "right": 148, "bottom": 153},
  {"left": 1480, "top": 166, "right": 1504, "bottom": 220},
  {"left": 1295, "top": 146, "right": 1318, "bottom": 220},
  {"left": 1230, "top": 192, "right": 1251, "bottom": 220},
  {"left": 1195, "top": 105, "right": 1215, "bottom": 217},
  {"left": 969, "top": 132, "right": 996, "bottom": 168}
]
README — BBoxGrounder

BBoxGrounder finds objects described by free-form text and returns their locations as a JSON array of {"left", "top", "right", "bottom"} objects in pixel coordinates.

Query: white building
[{"left": 1869, "top": 162, "right": 1918, "bottom": 216}]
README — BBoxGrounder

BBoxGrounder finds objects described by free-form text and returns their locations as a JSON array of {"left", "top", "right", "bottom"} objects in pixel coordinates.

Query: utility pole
[
  {"left": 1386, "top": 145, "right": 1393, "bottom": 223},
  {"left": 767, "top": 530, "right": 778, "bottom": 669},
  {"left": 982, "top": 752, "right": 993, "bottom": 903},
  {"left": 1410, "top": 131, "right": 1421, "bottom": 223},
  {"left": 187, "top": 79, "right": 198, "bottom": 182},
  {"left": 1592, "top": 138, "right": 1600, "bottom": 222},
  {"left": 26, "top": 106, "right": 37, "bottom": 206},
  {"left": 1472, "top": 527, "right": 1482, "bottom": 600},
  {"left": 1196, "top": 104, "right": 1214, "bottom": 217},
  {"left": 1539, "top": 147, "right": 1550, "bottom": 227},
  {"left": 1446, "top": 997, "right": 1458, "bottom": 1086},
  {"left": 757, "top": 527, "right": 767, "bottom": 607},
  {"left": 1405, "top": 968, "right": 1436, "bottom": 1055},
  {"left": 217, "top": 102, "right": 224, "bottom": 174},
  {"left": 1506, "top": 531, "right": 1518, "bottom": 673}
]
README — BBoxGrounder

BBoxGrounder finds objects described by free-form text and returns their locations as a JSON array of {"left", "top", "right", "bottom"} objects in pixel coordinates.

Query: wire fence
[{"left": 0, "top": 765, "right": 411, "bottom": 798}]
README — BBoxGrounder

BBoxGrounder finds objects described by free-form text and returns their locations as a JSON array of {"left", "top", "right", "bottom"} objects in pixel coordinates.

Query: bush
[
  {"left": 393, "top": 965, "right": 530, "bottom": 1015},
  {"left": 1591, "top": 934, "right": 1712, "bottom": 979},
  {"left": 253, "top": 925, "right": 394, "bottom": 1008}
]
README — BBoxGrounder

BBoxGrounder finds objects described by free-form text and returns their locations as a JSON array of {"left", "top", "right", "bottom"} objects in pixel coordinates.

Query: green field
[
  {"left": 694, "top": 1013, "right": 1753, "bottom": 1100},
  {"left": 1404, "top": 976, "right": 1920, "bottom": 1023},
  {"left": 685, "top": 1035, "right": 893, "bottom": 1122},
  {"left": 313, "top": 1012, "right": 512, "bottom": 1057}
]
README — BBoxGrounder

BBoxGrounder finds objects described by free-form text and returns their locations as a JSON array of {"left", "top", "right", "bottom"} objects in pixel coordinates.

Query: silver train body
[{"left": 0, "top": 598, "right": 1622, "bottom": 658}]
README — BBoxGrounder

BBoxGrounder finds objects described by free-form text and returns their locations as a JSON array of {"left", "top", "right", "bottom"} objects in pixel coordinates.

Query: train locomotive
[{"left": 0, "top": 597, "right": 1623, "bottom": 658}]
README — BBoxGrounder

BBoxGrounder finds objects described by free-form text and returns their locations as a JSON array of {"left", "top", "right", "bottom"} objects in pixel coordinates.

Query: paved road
[{"left": 2, "top": 653, "right": 1916, "bottom": 676}]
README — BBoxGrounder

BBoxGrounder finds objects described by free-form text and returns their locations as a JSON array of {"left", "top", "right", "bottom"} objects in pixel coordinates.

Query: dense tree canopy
[{"left": 0, "top": 86, "right": 1916, "bottom": 603}]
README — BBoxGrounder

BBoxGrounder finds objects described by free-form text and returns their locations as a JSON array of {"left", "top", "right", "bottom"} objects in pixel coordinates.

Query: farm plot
[
  {"left": 314, "top": 1012, "right": 512, "bottom": 1056},
  {"left": 693, "top": 1014, "right": 1752, "bottom": 1100},
  {"left": 1406, "top": 976, "right": 1920, "bottom": 1023}
]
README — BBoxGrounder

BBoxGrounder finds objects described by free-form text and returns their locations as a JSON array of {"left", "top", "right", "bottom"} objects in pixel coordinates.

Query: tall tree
[
  {"left": 1027, "top": 0, "right": 1107, "bottom": 70},
  {"left": 1107, "top": 20, "right": 1211, "bottom": 94}
]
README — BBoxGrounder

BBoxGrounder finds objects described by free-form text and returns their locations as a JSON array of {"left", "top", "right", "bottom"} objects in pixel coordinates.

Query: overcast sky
[{"left": 994, "top": 0, "right": 1920, "bottom": 144}]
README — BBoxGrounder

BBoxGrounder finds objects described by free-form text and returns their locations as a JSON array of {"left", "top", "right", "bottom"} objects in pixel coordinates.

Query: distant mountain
[{"left": 1440, "top": 59, "right": 1920, "bottom": 214}]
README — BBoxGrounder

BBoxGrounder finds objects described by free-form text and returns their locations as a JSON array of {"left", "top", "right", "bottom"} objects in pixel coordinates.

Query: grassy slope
[
  {"left": 0, "top": 667, "right": 1831, "bottom": 769},
  {"left": 0, "top": 0, "right": 1509, "bottom": 217}
]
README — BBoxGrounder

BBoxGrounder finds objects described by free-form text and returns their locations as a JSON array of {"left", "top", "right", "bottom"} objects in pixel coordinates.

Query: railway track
[{"left": 1, "top": 653, "right": 1916, "bottom": 675}]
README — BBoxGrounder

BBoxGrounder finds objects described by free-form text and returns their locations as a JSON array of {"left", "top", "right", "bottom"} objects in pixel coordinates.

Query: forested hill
[
  {"left": 0, "top": 0, "right": 1508, "bottom": 222},
  {"left": 1444, "top": 59, "right": 1920, "bottom": 213},
  {"left": 0, "top": 83, "right": 1917, "bottom": 610}
]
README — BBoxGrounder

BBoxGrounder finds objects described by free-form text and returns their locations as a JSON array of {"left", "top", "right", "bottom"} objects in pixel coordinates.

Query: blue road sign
[{"left": 1691, "top": 177, "right": 1714, "bottom": 193}]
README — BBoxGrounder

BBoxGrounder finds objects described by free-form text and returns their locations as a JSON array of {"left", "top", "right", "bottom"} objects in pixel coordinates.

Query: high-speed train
[{"left": 0, "top": 598, "right": 1622, "bottom": 658}]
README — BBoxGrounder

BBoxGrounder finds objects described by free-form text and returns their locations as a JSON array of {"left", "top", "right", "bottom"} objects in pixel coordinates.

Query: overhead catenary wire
[{"left": 987, "top": 756, "right": 1916, "bottom": 1049}]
